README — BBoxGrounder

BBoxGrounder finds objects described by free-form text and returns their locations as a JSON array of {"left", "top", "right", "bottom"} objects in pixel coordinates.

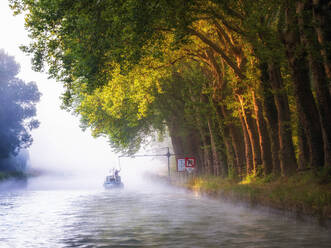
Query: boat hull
[{"left": 103, "top": 182, "right": 124, "bottom": 189}]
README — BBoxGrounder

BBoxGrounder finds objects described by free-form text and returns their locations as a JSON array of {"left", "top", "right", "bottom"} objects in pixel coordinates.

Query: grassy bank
[
  {"left": 0, "top": 171, "right": 27, "bottom": 182},
  {"left": 183, "top": 171, "right": 331, "bottom": 221}
]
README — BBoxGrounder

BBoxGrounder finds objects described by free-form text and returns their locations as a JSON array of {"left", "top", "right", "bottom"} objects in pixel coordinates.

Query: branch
[
  {"left": 222, "top": 5, "right": 245, "bottom": 20},
  {"left": 187, "top": 28, "right": 246, "bottom": 80},
  {"left": 205, "top": 48, "right": 227, "bottom": 91},
  {"left": 213, "top": 20, "right": 239, "bottom": 55},
  {"left": 200, "top": 10, "right": 246, "bottom": 36},
  {"left": 183, "top": 49, "right": 213, "bottom": 67},
  {"left": 147, "top": 55, "right": 186, "bottom": 70}
]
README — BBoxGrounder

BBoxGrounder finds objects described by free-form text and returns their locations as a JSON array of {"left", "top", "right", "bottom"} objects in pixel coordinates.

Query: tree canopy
[{"left": 10, "top": 0, "right": 331, "bottom": 178}]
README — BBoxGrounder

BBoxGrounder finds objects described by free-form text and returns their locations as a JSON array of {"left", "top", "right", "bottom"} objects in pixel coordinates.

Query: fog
[
  {"left": 26, "top": 77, "right": 169, "bottom": 190},
  {"left": 0, "top": 1, "right": 168, "bottom": 191}
]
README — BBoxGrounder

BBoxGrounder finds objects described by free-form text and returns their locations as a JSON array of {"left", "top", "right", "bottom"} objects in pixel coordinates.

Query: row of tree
[
  {"left": 0, "top": 49, "right": 40, "bottom": 171},
  {"left": 11, "top": 0, "right": 330, "bottom": 178}
]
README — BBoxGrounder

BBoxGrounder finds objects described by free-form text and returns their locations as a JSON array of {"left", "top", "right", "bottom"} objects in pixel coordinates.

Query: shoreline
[
  {"left": 0, "top": 171, "right": 28, "bottom": 190},
  {"left": 172, "top": 172, "right": 331, "bottom": 228},
  {"left": 0, "top": 171, "right": 27, "bottom": 181}
]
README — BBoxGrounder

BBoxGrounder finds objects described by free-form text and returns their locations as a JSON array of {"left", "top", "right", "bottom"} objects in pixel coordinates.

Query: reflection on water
[{"left": 0, "top": 177, "right": 330, "bottom": 248}]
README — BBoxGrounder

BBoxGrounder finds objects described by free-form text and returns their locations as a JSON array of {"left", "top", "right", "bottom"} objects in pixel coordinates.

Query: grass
[{"left": 184, "top": 171, "right": 331, "bottom": 219}]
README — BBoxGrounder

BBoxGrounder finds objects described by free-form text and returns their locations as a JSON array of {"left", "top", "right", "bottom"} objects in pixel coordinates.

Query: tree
[
  {"left": 0, "top": 50, "right": 40, "bottom": 170},
  {"left": 11, "top": 0, "right": 330, "bottom": 178}
]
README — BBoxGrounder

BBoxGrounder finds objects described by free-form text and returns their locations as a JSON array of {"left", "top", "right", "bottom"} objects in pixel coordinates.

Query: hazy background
[{"left": 0, "top": 1, "right": 167, "bottom": 190}]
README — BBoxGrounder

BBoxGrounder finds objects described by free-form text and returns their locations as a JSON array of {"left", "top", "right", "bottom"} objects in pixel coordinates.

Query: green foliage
[
  {"left": 10, "top": 0, "right": 330, "bottom": 181},
  {"left": 9, "top": 0, "right": 198, "bottom": 95}
]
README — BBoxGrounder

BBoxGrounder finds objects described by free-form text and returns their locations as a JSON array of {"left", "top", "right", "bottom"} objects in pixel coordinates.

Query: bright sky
[{"left": 0, "top": 1, "right": 118, "bottom": 176}]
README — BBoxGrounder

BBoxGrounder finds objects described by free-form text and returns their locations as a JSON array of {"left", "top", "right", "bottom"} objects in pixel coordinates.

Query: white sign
[{"left": 177, "top": 158, "right": 186, "bottom": 172}]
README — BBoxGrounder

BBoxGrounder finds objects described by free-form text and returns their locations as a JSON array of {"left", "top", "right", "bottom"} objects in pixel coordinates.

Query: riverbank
[
  {"left": 0, "top": 171, "right": 27, "bottom": 181},
  {"left": 0, "top": 171, "right": 28, "bottom": 190},
  {"left": 177, "top": 171, "right": 331, "bottom": 225}
]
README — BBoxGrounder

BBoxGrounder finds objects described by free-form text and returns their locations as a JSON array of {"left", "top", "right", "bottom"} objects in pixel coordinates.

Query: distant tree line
[
  {"left": 0, "top": 50, "right": 40, "bottom": 171},
  {"left": 11, "top": 0, "right": 330, "bottom": 178}
]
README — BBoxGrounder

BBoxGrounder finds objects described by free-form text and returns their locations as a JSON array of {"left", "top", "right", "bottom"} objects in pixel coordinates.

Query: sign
[
  {"left": 176, "top": 158, "right": 186, "bottom": 172},
  {"left": 185, "top": 157, "right": 196, "bottom": 168}
]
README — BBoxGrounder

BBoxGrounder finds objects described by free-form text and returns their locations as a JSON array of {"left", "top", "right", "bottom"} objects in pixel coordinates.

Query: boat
[{"left": 103, "top": 169, "right": 124, "bottom": 189}]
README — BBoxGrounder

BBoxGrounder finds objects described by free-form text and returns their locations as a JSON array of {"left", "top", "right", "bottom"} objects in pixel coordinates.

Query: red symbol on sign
[{"left": 185, "top": 157, "right": 195, "bottom": 168}]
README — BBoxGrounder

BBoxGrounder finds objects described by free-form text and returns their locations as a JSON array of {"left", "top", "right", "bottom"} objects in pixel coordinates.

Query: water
[{"left": 0, "top": 178, "right": 330, "bottom": 248}]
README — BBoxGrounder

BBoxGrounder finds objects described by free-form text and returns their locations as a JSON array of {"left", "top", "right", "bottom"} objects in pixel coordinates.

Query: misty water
[{"left": 1, "top": 176, "right": 330, "bottom": 248}]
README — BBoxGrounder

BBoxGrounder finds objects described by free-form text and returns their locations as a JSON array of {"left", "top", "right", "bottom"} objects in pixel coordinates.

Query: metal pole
[
  {"left": 118, "top": 147, "right": 172, "bottom": 177},
  {"left": 166, "top": 147, "right": 170, "bottom": 177}
]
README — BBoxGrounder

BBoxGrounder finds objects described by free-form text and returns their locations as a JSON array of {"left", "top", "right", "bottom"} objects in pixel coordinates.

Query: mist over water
[
  {"left": 26, "top": 155, "right": 167, "bottom": 191},
  {"left": 1, "top": 120, "right": 328, "bottom": 248},
  {"left": 1, "top": 177, "right": 331, "bottom": 247},
  {"left": 2, "top": 146, "right": 331, "bottom": 247}
]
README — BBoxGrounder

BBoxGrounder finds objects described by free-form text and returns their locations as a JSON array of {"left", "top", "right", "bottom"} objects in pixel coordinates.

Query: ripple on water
[{"left": 0, "top": 186, "right": 330, "bottom": 248}]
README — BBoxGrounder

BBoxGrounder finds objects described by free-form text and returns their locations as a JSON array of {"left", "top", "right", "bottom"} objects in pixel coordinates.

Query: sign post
[{"left": 166, "top": 147, "right": 171, "bottom": 177}]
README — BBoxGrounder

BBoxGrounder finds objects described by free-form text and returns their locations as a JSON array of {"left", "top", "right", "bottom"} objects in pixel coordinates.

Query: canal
[{"left": 0, "top": 177, "right": 330, "bottom": 248}]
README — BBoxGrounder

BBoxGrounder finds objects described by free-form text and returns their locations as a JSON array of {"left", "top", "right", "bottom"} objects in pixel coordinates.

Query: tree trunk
[
  {"left": 260, "top": 62, "right": 281, "bottom": 175},
  {"left": 268, "top": 62, "right": 297, "bottom": 175},
  {"left": 239, "top": 110, "right": 253, "bottom": 176},
  {"left": 222, "top": 126, "right": 236, "bottom": 177},
  {"left": 205, "top": 48, "right": 243, "bottom": 176},
  {"left": 247, "top": 112, "right": 263, "bottom": 174},
  {"left": 297, "top": 118, "right": 310, "bottom": 169},
  {"left": 252, "top": 91, "right": 273, "bottom": 175},
  {"left": 219, "top": 104, "right": 245, "bottom": 178},
  {"left": 196, "top": 118, "right": 212, "bottom": 174},
  {"left": 283, "top": 2, "right": 324, "bottom": 169},
  {"left": 209, "top": 116, "right": 229, "bottom": 177},
  {"left": 168, "top": 117, "right": 203, "bottom": 173},
  {"left": 229, "top": 122, "right": 246, "bottom": 178},
  {"left": 238, "top": 95, "right": 262, "bottom": 175},
  {"left": 168, "top": 120, "right": 185, "bottom": 157},
  {"left": 297, "top": 0, "right": 331, "bottom": 168},
  {"left": 207, "top": 119, "right": 221, "bottom": 176},
  {"left": 309, "top": 59, "right": 331, "bottom": 168},
  {"left": 186, "top": 127, "right": 204, "bottom": 173},
  {"left": 311, "top": 0, "right": 331, "bottom": 85}
]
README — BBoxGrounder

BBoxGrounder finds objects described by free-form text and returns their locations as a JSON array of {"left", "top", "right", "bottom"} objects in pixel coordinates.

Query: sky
[{"left": 0, "top": 1, "right": 118, "bottom": 177}]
